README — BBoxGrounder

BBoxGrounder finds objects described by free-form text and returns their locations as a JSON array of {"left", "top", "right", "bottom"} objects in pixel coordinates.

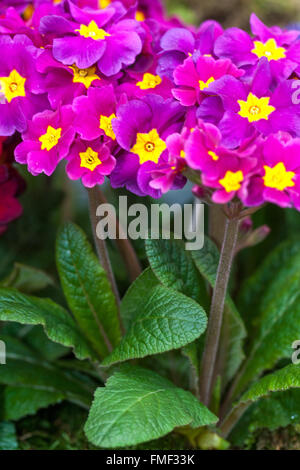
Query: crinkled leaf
[
  {"left": 0, "top": 263, "right": 54, "bottom": 294},
  {"left": 0, "top": 335, "right": 93, "bottom": 409},
  {"left": 0, "top": 288, "right": 95, "bottom": 361},
  {"left": 145, "top": 237, "right": 208, "bottom": 306},
  {"left": 84, "top": 366, "right": 217, "bottom": 448},
  {"left": 56, "top": 223, "right": 121, "bottom": 359},
  {"left": 102, "top": 285, "right": 207, "bottom": 366}
]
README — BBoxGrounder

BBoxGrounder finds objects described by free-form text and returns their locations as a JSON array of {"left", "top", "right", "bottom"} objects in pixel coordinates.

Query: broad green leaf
[
  {"left": 0, "top": 422, "right": 18, "bottom": 450},
  {"left": 233, "top": 260, "right": 300, "bottom": 397},
  {"left": 0, "top": 336, "right": 93, "bottom": 409},
  {"left": 0, "top": 263, "right": 54, "bottom": 293},
  {"left": 102, "top": 285, "right": 207, "bottom": 366},
  {"left": 145, "top": 237, "right": 208, "bottom": 306},
  {"left": 0, "top": 288, "right": 95, "bottom": 361},
  {"left": 239, "top": 364, "right": 300, "bottom": 405},
  {"left": 192, "top": 237, "right": 246, "bottom": 385},
  {"left": 24, "top": 325, "right": 68, "bottom": 361},
  {"left": 238, "top": 238, "right": 300, "bottom": 334},
  {"left": 3, "top": 386, "right": 63, "bottom": 421},
  {"left": 84, "top": 366, "right": 217, "bottom": 448},
  {"left": 56, "top": 223, "right": 121, "bottom": 359}
]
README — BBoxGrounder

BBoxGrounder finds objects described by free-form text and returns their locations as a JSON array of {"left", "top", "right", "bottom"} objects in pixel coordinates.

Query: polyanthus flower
[
  {"left": 36, "top": 48, "right": 112, "bottom": 108},
  {"left": 66, "top": 138, "right": 116, "bottom": 187},
  {"left": 40, "top": 1, "right": 144, "bottom": 75},
  {"left": 172, "top": 55, "right": 243, "bottom": 107},
  {"left": 242, "top": 132, "right": 300, "bottom": 210},
  {"left": 0, "top": 35, "right": 47, "bottom": 135},
  {"left": 118, "top": 65, "right": 173, "bottom": 100},
  {"left": 14, "top": 105, "right": 75, "bottom": 175},
  {"left": 158, "top": 20, "right": 223, "bottom": 80},
  {"left": 72, "top": 85, "right": 119, "bottom": 142},
  {"left": 199, "top": 59, "right": 300, "bottom": 147},
  {"left": 111, "top": 94, "right": 185, "bottom": 197},
  {"left": 215, "top": 13, "right": 300, "bottom": 81}
]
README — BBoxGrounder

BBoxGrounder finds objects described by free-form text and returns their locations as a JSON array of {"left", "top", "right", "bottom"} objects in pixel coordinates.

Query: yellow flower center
[
  {"left": 219, "top": 170, "right": 244, "bottom": 192},
  {"left": 180, "top": 150, "right": 186, "bottom": 159},
  {"left": 69, "top": 64, "right": 100, "bottom": 88},
  {"left": 99, "top": 0, "right": 111, "bottom": 8},
  {"left": 199, "top": 77, "right": 215, "bottom": 91},
  {"left": 136, "top": 73, "right": 162, "bottom": 90},
  {"left": 99, "top": 114, "right": 116, "bottom": 140},
  {"left": 131, "top": 129, "right": 167, "bottom": 164},
  {"left": 135, "top": 11, "right": 146, "bottom": 22},
  {"left": 80, "top": 147, "right": 102, "bottom": 171},
  {"left": 0, "top": 69, "right": 26, "bottom": 103},
  {"left": 208, "top": 150, "right": 219, "bottom": 161},
  {"left": 263, "top": 162, "right": 295, "bottom": 191},
  {"left": 238, "top": 93, "right": 275, "bottom": 123},
  {"left": 23, "top": 4, "right": 34, "bottom": 20},
  {"left": 75, "top": 21, "right": 110, "bottom": 40},
  {"left": 251, "top": 38, "right": 286, "bottom": 62},
  {"left": 39, "top": 126, "right": 62, "bottom": 151}
]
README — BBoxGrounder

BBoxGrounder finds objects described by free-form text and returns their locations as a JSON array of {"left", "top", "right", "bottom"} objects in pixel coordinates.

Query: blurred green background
[{"left": 166, "top": 0, "right": 300, "bottom": 29}]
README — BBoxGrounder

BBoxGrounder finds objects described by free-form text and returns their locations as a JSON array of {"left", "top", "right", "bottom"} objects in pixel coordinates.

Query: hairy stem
[
  {"left": 199, "top": 214, "right": 240, "bottom": 406},
  {"left": 219, "top": 403, "right": 250, "bottom": 438},
  {"left": 87, "top": 187, "right": 123, "bottom": 330}
]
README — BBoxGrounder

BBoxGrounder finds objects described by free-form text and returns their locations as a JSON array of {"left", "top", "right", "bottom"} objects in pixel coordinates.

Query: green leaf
[
  {"left": 56, "top": 223, "right": 121, "bottom": 359},
  {"left": 84, "top": 365, "right": 217, "bottom": 448},
  {"left": 191, "top": 237, "right": 246, "bottom": 385},
  {"left": 0, "top": 422, "right": 18, "bottom": 450},
  {"left": 102, "top": 284, "right": 207, "bottom": 366},
  {"left": 145, "top": 237, "right": 208, "bottom": 305},
  {"left": 3, "top": 386, "right": 63, "bottom": 421},
  {"left": 0, "top": 263, "right": 54, "bottom": 294},
  {"left": 0, "top": 288, "right": 95, "bottom": 361},
  {"left": 0, "top": 335, "right": 93, "bottom": 410},
  {"left": 233, "top": 253, "right": 300, "bottom": 397},
  {"left": 238, "top": 238, "right": 300, "bottom": 334}
]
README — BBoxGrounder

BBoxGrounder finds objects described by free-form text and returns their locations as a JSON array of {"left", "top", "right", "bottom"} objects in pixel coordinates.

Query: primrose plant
[{"left": 1, "top": 0, "right": 300, "bottom": 449}]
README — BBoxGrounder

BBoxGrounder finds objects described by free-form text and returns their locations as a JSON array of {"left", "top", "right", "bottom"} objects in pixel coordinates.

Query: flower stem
[
  {"left": 87, "top": 187, "right": 124, "bottom": 332},
  {"left": 219, "top": 402, "right": 250, "bottom": 438},
  {"left": 199, "top": 213, "right": 240, "bottom": 406}
]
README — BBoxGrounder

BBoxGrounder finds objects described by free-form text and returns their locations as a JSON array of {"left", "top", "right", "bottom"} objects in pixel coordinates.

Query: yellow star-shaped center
[
  {"left": 251, "top": 38, "right": 286, "bottom": 62},
  {"left": 219, "top": 170, "right": 244, "bottom": 192},
  {"left": 131, "top": 129, "right": 167, "bottom": 165},
  {"left": 135, "top": 11, "right": 146, "bottom": 22},
  {"left": 263, "top": 162, "right": 295, "bottom": 191},
  {"left": 99, "top": 114, "right": 116, "bottom": 140},
  {"left": 39, "top": 126, "right": 62, "bottom": 151},
  {"left": 136, "top": 73, "right": 162, "bottom": 90},
  {"left": 80, "top": 147, "right": 102, "bottom": 171},
  {"left": 75, "top": 21, "right": 110, "bottom": 40},
  {"left": 99, "top": 0, "right": 111, "bottom": 8},
  {"left": 199, "top": 77, "right": 215, "bottom": 91},
  {"left": 208, "top": 150, "right": 219, "bottom": 161},
  {"left": 0, "top": 69, "right": 26, "bottom": 103},
  {"left": 69, "top": 64, "right": 100, "bottom": 88},
  {"left": 238, "top": 93, "right": 275, "bottom": 123}
]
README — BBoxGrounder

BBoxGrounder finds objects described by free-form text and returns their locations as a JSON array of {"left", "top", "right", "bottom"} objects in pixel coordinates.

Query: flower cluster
[{"left": 2, "top": 0, "right": 300, "bottom": 209}]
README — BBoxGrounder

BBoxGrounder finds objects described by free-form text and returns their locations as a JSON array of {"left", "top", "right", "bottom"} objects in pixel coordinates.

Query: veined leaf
[
  {"left": 0, "top": 263, "right": 54, "bottom": 294},
  {"left": 0, "top": 336, "right": 93, "bottom": 410},
  {"left": 102, "top": 284, "right": 207, "bottom": 366},
  {"left": 56, "top": 223, "right": 121, "bottom": 359},
  {"left": 0, "top": 422, "right": 18, "bottom": 450},
  {"left": 0, "top": 288, "right": 95, "bottom": 360},
  {"left": 84, "top": 366, "right": 217, "bottom": 448},
  {"left": 145, "top": 237, "right": 208, "bottom": 306}
]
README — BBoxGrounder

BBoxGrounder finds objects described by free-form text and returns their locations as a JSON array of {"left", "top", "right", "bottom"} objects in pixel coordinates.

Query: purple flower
[
  {"left": 66, "top": 138, "right": 116, "bottom": 187},
  {"left": 72, "top": 85, "right": 119, "bottom": 141},
  {"left": 158, "top": 21, "right": 223, "bottom": 80},
  {"left": 0, "top": 35, "right": 47, "bottom": 135},
  {"left": 242, "top": 132, "right": 300, "bottom": 209},
  {"left": 40, "top": 2, "right": 144, "bottom": 75},
  {"left": 215, "top": 13, "right": 300, "bottom": 81},
  {"left": 110, "top": 94, "right": 185, "bottom": 196},
  {"left": 118, "top": 63, "right": 173, "bottom": 100},
  {"left": 172, "top": 55, "right": 243, "bottom": 107},
  {"left": 15, "top": 105, "right": 75, "bottom": 175},
  {"left": 198, "top": 58, "right": 300, "bottom": 147}
]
